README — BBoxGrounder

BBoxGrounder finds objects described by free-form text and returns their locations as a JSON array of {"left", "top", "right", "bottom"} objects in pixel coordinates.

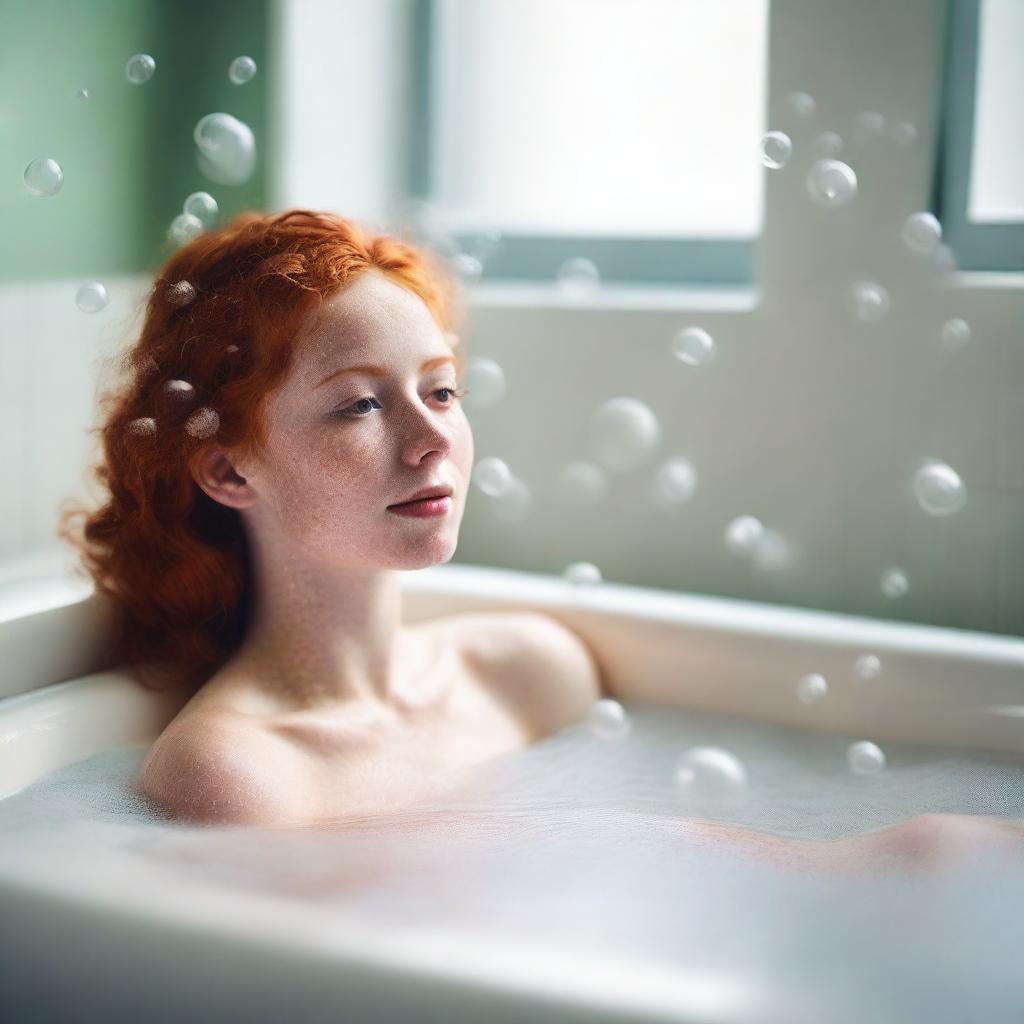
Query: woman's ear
[{"left": 189, "top": 448, "right": 258, "bottom": 511}]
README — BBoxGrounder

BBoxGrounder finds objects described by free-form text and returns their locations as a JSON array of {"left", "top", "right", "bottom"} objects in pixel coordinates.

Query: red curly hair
[{"left": 58, "top": 208, "right": 466, "bottom": 694}]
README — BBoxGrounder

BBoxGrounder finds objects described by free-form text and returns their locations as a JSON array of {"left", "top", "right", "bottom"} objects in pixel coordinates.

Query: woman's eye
[{"left": 336, "top": 385, "right": 467, "bottom": 419}]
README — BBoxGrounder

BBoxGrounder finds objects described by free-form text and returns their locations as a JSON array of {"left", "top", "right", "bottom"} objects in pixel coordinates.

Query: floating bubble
[
  {"left": 564, "top": 561, "right": 602, "bottom": 586},
  {"left": 463, "top": 229, "right": 503, "bottom": 264},
  {"left": 941, "top": 318, "right": 971, "bottom": 351},
  {"left": 226, "top": 344, "right": 239, "bottom": 354},
  {"left": 891, "top": 120, "right": 918, "bottom": 146},
  {"left": 912, "top": 459, "right": 966, "bottom": 517},
  {"left": 183, "top": 191, "right": 218, "bottom": 227},
  {"left": 76, "top": 87, "right": 90, "bottom": 101},
  {"left": 751, "top": 528, "right": 793, "bottom": 572},
  {"left": 932, "top": 244, "right": 957, "bottom": 275},
  {"left": 652, "top": 456, "right": 697, "bottom": 507},
  {"left": 185, "top": 407, "right": 220, "bottom": 439},
  {"left": 556, "top": 257, "right": 600, "bottom": 295},
  {"left": 125, "top": 53, "right": 156, "bottom": 84},
  {"left": 725, "top": 515, "right": 764, "bottom": 555},
  {"left": 472, "top": 456, "right": 512, "bottom": 497},
  {"left": 847, "top": 740, "right": 886, "bottom": 775},
  {"left": 590, "top": 397, "right": 661, "bottom": 472},
  {"left": 797, "top": 672, "right": 828, "bottom": 704},
  {"left": 806, "top": 159, "right": 858, "bottom": 207},
  {"left": 671, "top": 326, "right": 716, "bottom": 367},
  {"left": 556, "top": 461, "right": 609, "bottom": 510},
  {"left": 854, "top": 111, "right": 887, "bottom": 140},
  {"left": 194, "top": 112, "right": 257, "bottom": 186},
  {"left": 760, "top": 130, "right": 792, "bottom": 169},
  {"left": 127, "top": 417, "right": 157, "bottom": 437},
  {"left": 75, "top": 282, "right": 108, "bottom": 313},
  {"left": 848, "top": 280, "right": 890, "bottom": 323},
  {"left": 168, "top": 213, "right": 203, "bottom": 247},
  {"left": 854, "top": 653, "right": 882, "bottom": 680},
  {"left": 880, "top": 567, "right": 909, "bottom": 599},
  {"left": 462, "top": 358, "right": 505, "bottom": 408},
  {"left": 166, "top": 280, "right": 197, "bottom": 307},
  {"left": 491, "top": 474, "right": 532, "bottom": 524},
  {"left": 228, "top": 55, "right": 257, "bottom": 85},
  {"left": 452, "top": 252, "right": 482, "bottom": 283},
  {"left": 812, "top": 131, "right": 844, "bottom": 159},
  {"left": 673, "top": 746, "right": 749, "bottom": 805},
  {"left": 902, "top": 212, "right": 942, "bottom": 255},
  {"left": 163, "top": 379, "right": 195, "bottom": 400},
  {"left": 786, "top": 91, "right": 816, "bottom": 119},
  {"left": 23, "top": 157, "right": 63, "bottom": 197},
  {"left": 585, "top": 699, "right": 631, "bottom": 741}
]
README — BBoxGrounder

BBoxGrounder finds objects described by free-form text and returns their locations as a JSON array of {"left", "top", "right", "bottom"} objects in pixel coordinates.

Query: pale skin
[{"left": 138, "top": 269, "right": 1024, "bottom": 873}]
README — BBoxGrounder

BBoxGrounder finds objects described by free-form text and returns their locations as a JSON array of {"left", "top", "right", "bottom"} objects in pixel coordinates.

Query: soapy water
[{"left": 2, "top": 702, "right": 1024, "bottom": 1021}]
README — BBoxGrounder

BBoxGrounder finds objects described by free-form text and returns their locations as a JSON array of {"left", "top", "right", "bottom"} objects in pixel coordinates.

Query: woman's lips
[{"left": 387, "top": 495, "right": 452, "bottom": 518}]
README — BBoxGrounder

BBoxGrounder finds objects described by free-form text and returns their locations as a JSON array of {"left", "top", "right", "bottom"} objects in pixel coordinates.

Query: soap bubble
[
  {"left": 797, "top": 672, "right": 828, "bottom": 704},
  {"left": 940, "top": 317, "right": 971, "bottom": 351},
  {"left": 463, "top": 229, "right": 503, "bottom": 264},
  {"left": 847, "top": 280, "right": 890, "bottom": 323},
  {"left": 585, "top": 699, "right": 631, "bottom": 741},
  {"left": 168, "top": 213, "right": 203, "bottom": 247},
  {"left": 912, "top": 459, "right": 966, "bottom": 516},
  {"left": 75, "top": 282, "right": 108, "bottom": 313},
  {"left": 590, "top": 397, "right": 661, "bottom": 472},
  {"left": 854, "top": 653, "right": 882, "bottom": 680},
  {"left": 125, "top": 54, "right": 155, "bottom": 84},
  {"left": 127, "top": 417, "right": 157, "bottom": 437},
  {"left": 854, "top": 111, "right": 886, "bottom": 140},
  {"left": 76, "top": 87, "right": 90, "bottom": 101},
  {"left": 671, "top": 326, "right": 716, "bottom": 367},
  {"left": 185, "top": 407, "right": 220, "bottom": 439},
  {"left": 183, "top": 191, "right": 218, "bottom": 227},
  {"left": 902, "top": 212, "right": 942, "bottom": 255},
  {"left": 462, "top": 358, "right": 505, "bottom": 408},
  {"left": 491, "top": 474, "right": 532, "bottom": 524},
  {"left": 806, "top": 159, "right": 858, "bottom": 207},
  {"left": 557, "top": 257, "right": 600, "bottom": 295},
  {"left": 472, "top": 456, "right": 512, "bottom": 497},
  {"left": 652, "top": 456, "right": 697, "bottom": 507},
  {"left": 194, "top": 112, "right": 257, "bottom": 186},
  {"left": 228, "top": 55, "right": 257, "bottom": 85},
  {"left": 760, "top": 130, "right": 792, "bottom": 169},
  {"left": 23, "top": 157, "right": 63, "bottom": 197},
  {"left": 673, "top": 746, "right": 748, "bottom": 805},
  {"left": 166, "top": 280, "right": 197, "bottom": 307},
  {"left": 556, "top": 461, "right": 609, "bottom": 510},
  {"left": 725, "top": 515, "right": 764, "bottom": 555},
  {"left": 786, "top": 91, "right": 816, "bottom": 119},
  {"left": 891, "top": 120, "right": 918, "bottom": 146},
  {"left": 452, "top": 252, "right": 482, "bottom": 283},
  {"left": 564, "top": 561, "right": 602, "bottom": 586},
  {"left": 847, "top": 740, "right": 886, "bottom": 775},
  {"left": 812, "top": 131, "right": 844, "bottom": 159},
  {"left": 880, "top": 567, "right": 909, "bottom": 599},
  {"left": 163, "top": 379, "right": 195, "bottom": 400},
  {"left": 932, "top": 244, "right": 957, "bottom": 275}
]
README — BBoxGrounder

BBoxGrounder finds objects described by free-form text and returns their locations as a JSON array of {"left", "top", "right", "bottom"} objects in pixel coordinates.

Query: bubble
[
  {"left": 556, "top": 257, "right": 600, "bottom": 295},
  {"left": 671, "top": 326, "right": 716, "bottom": 367},
  {"left": 932, "top": 244, "right": 957, "bottom": 275},
  {"left": 891, "top": 120, "right": 918, "bottom": 146},
  {"left": 76, "top": 87, "right": 90, "bottom": 101},
  {"left": 589, "top": 397, "right": 661, "bottom": 472},
  {"left": 760, "top": 130, "right": 792, "bottom": 169},
  {"left": 75, "top": 282, "right": 108, "bottom": 313},
  {"left": 673, "top": 746, "right": 749, "bottom": 805},
  {"left": 125, "top": 53, "right": 156, "bottom": 85},
  {"left": 725, "top": 515, "right": 764, "bottom": 555},
  {"left": 564, "top": 561, "right": 602, "bottom": 586},
  {"left": 854, "top": 111, "right": 886, "bottom": 140},
  {"left": 806, "top": 159, "right": 858, "bottom": 207},
  {"left": 786, "top": 91, "right": 816, "bottom": 119},
  {"left": 185, "top": 407, "right": 220, "bottom": 439},
  {"left": 652, "top": 456, "right": 697, "bottom": 507},
  {"left": 585, "top": 699, "right": 631, "bottom": 741},
  {"left": 912, "top": 459, "right": 966, "bottom": 517},
  {"left": 880, "top": 567, "right": 909, "bottom": 599},
  {"left": 452, "top": 252, "right": 482, "bottom": 283},
  {"left": 940, "top": 317, "right": 971, "bottom": 351},
  {"left": 194, "top": 112, "right": 257, "bottom": 186},
  {"left": 183, "top": 191, "right": 218, "bottom": 227},
  {"left": 226, "top": 344, "right": 239, "bottom": 354},
  {"left": 847, "top": 740, "right": 886, "bottom": 776},
  {"left": 168, "top": 213, "right": 203, "bottom": 247},
  {"left": 127, "top": 417, "right": 157, "bottom": 437},
  {"left": 555, "top": 461, "right": 609, "bottom": 510},
  {"left": 463, "top": 229, "right": 503, "bottom": 263},
  {"left": 901, "top": 212, "right": 942, "bottom": 255},
  {"left": 163, "top": 379, "right": 195, "bottom": 400},
  {"left": 458, "top": 358, "right": 504, "bottom": 409},
  {"left": 166, "top": 280, "right": 197, "bottom": 307},
  {"left": 812, "top": 131, "right": 844, "bottom": 159},
  {"left": 751, "top": 528, "right": 793, "bottom": 572},
  {"left": 228, "top": 55, "right": 258, "bottom": 85},
  {"left": 848, "top": 280, "right": 890, "bottom": 323},
  {"left": 472, "top": 456, "right": 512, "bottom": 497},
  {"left": 796, "top": 672, "right": 828, "bottom": 704},
  {"left": 854, "top": 653, "right": 882, "bottom": 680},
  {"left": 491, "top": 475, "right": 532, "bottom": 524},
  {"left": 23, "top": 157, "right": 64, "bottom": 197}
]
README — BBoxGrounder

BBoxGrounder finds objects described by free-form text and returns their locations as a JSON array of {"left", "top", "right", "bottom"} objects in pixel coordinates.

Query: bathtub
[{"left": 2, "top": 561, "right": 1024, "bottom": 1023}]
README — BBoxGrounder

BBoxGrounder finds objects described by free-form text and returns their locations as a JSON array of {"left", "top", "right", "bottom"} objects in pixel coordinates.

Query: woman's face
[{"left": 243, "top": 269, "right": 474, "bottom": 571}]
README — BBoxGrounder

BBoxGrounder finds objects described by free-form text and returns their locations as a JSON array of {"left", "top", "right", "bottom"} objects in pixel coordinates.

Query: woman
[{"left": 59, "top": 209, "right": 1024, "bottom": 871}]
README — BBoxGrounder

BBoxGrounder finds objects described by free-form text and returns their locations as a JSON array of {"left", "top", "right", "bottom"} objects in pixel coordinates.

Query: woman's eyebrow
[{"left": 314, "top": 355, "right": 455, "bottom": 390}]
